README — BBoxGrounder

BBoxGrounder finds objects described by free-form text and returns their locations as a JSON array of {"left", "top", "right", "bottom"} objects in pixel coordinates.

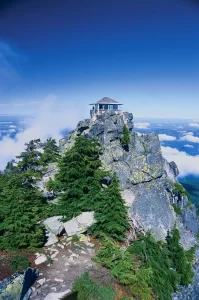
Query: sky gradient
[{"left": 0, "top": 0, "right": 198, "bottom": 118}]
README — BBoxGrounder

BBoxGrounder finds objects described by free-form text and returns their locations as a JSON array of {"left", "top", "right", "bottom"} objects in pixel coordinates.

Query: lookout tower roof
[{"left": 90, "top": 97, "right": 123, "bottom": 105}]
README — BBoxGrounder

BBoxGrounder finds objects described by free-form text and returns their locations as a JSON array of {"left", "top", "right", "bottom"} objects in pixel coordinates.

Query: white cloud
[
  {"left": 0, "top": 130, "right": 8, "bottom": 133},
  {"left": 184, "top": 144, "right": 194, "bottom": 148},
  {"left": 177, "top": 130, "right": 186, "bottom": 134},
  {"left": 159, "top": 134, "right": 176, "bottom": 141},
  {"left": 0, "top": 94, "right": 84, "bottom": 170},
  {"left": 134, "top": 122, "right": 150, "bottom": 129},
  {"left": 9, "top": 125, "right": 17, "bottom": 129},
  {"left": 188, "top": 123, "right": 199, "bottom": 128},
  {"left": 184, "top": 131, "right": 194, "bottom": 135},
  {"left": 180, "top": 134, "right": 199, "bottom": 143},
  {"left": 161, "top": 146, "right": 199, "bottom": 176},
  {"left": 9, "top": 129, "right": 16, "bottom": 133}
]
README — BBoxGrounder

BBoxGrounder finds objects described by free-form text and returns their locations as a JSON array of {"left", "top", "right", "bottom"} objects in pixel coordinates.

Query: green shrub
[
  {"left": 128, "top": 232, "right": 179, "bottom": 300},
  {"left": 94, "top": 231, "right": 194, "bottom": 300},
  {"left": 173, "top": 182, "right": 191, "bottom": 200},
  {"left": 128, "top": 229, "right": 194, "bottom": 299},
  {"left": 172, "top": 204, "right": 183, "bottom": 216},
  {"left": 187, "top": 200, "right": 192, "bottom": 208},
  {"left": 46, "top": 177, "right": 56, "bottom": 192},
  {"left": 94, "top": 236, "right": 152, "bottom": 300},
  {"left": 8, "top": 255, "right": 30, "bottom": 272},
  {"left": 167, "top": 181, "right": 191, "bottom": 201},
  {"left": 46, "top": 256, "right": 53, "bottom": 265},
  {"left": 72, "top": 272, "right": 116, "bottom": 300},
  {"left": 71, "top": 235, "right": 80, "bottom": 242}
]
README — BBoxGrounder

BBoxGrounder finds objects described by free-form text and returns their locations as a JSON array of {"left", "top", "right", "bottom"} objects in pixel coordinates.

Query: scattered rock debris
[{"left": 30, "top": 235, "right": 96, "bottom": 299}]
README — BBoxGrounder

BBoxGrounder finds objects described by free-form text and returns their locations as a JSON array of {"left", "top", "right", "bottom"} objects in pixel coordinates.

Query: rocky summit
[{"left": 60, "top": 109, "right": 198, "bottom": 250}]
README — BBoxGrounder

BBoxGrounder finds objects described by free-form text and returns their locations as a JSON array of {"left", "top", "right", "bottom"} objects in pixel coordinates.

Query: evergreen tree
[
  {"left": 168, "top": 227, "right": 194, "bottom": 286},
  {"left": 91, "top": 175, "right": 130, "bottom": 241},
  {"left": 0, "top": 173, "right": 46, "bottom": 249},
  {"left": 16, "top": 139, "right": 43, "bottom": 186},
  {"left": 4, "top": 159, "right": 18, "bottom": 175},
  {"left": 120, "top": 124, "right": 130, "bottom": 150},
  {"left": 40, "top": 137, "right": 60, "bottom": 165},
  {"left": 54, "top": 136, "right": 104, "bottom": 218}
]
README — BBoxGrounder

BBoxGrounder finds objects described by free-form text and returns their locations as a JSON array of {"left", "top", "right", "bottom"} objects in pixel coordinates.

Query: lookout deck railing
[{"left": 90, "top": 108, "right": 121, "bottom": 118}]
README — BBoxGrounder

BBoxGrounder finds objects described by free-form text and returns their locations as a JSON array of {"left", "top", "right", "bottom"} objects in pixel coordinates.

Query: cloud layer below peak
[
  {"left": 134, "top": 122, "right": 150, "bottom": 129},
  {"left": 180, "top": 134, "right": 199, "bottom": 143},
  {"left": 159, "top": 134, "right": 176, "bottom": 141},
  {"left": 188, "top": 123, "right": 199, "bottom": 128},
  {"left": 0, "top": 95, "right": 84, "bottom": 170},
  {"left": 161, "top": 146, "right": 199, "bottom": 177}
]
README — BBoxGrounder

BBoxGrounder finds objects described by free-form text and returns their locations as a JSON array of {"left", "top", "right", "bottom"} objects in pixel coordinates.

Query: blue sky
[{"left": 0, "top": 0, "right": 198, "bottom": 118}]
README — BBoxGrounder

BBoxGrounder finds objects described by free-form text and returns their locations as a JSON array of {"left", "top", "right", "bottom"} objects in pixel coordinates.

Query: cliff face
[{"left": 59, "top": 110, "right": 198, "bottom": 250}]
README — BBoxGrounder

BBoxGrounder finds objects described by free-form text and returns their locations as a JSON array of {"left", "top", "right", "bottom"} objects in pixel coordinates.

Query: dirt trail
[{"left": 31, "top": 236, "right": 96, "bottom": 300}]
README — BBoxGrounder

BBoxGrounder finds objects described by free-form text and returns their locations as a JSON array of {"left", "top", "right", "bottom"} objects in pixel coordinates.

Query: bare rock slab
[
  {"left": 35, "top": 254, "right": 47, "bottom": 265},
  {"left": 45, "top": 232, "right": 59, "bottom": 247},
  {"left": 63, "top": 211, "right": 96, "bottom": 236},
  {"left": 44, "top": 290, "right": 71, "bottom": 300},
  {"left": 43, "top": 216, "right": 64, "bottom": 236}
]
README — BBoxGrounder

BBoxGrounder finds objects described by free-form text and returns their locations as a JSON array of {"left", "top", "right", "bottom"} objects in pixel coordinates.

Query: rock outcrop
[
  {"left": 36, "top": 163, "right": 58, "bottom": 200},
  {"left": 63, "top": 211, "right": 96, "bottom": 237},
  {"left": 0, "top": 268, "right": 38, "bottom": 300},
  {"left": 59, "top": 110, "right": 199, "bottom": 249},
  {"left": 43, "top": 216, "right": 64, "bottom": 246},
  {"left": 43, "top": 212, "right": 96, "bottom": 246}
]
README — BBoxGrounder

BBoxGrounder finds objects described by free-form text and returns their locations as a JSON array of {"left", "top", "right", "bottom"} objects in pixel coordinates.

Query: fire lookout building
[{"left": 90, "top": 97, "right": 123, "bottom": 119}]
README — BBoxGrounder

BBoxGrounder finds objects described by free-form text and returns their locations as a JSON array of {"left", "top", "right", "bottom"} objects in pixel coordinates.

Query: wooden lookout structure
[{"left": 89, "top": 97, "right": 123, "bottom": 119}]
